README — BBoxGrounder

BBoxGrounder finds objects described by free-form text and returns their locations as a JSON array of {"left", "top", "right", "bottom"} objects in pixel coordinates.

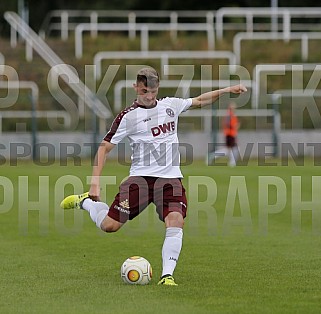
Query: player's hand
[
  {"left": 89, "top": 184, "right": 101, "bottom": 202},
  {"left": 230, "top": 84, "right": 247, "bottom": 94}
]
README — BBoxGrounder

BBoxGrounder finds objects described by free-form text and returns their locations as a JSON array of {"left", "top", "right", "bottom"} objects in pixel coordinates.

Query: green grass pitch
[{"left": 1, "top": 159, "right": 321, "bottom": 313}]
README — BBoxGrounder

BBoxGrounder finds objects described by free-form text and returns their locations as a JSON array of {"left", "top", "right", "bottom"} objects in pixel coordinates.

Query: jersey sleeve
[
  {"left": 168, "top": 97, "right": 193, "bottom": 115},
  {"left": 103, "top": 112, "right": 129, "bottom": 145},
  {"left": 180, "top": 98, "right": 193, "bottom": 113}
]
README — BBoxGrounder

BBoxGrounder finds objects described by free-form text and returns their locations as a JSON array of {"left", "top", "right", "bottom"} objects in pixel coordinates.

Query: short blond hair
[{"left": 136, "top": 67, "right": 159, "bottom": 88}]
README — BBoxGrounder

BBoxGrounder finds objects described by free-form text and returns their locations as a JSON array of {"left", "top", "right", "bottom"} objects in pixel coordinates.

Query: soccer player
[
  {"left": 207, "top": 102, "right": 240, "bottom": 167},
  {"left": 61, "top": 67, "right": 247, "bottom": 285}
]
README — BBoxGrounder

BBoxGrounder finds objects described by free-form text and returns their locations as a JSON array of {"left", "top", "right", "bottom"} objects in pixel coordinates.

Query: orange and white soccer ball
[{"left": 121, "top": 256, "right": 152, "bottom": 285}]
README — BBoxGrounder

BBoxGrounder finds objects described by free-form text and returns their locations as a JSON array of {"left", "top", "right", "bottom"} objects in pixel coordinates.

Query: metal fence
[{"left": 39, "top": 8, "right": 321, "bottom": 42}]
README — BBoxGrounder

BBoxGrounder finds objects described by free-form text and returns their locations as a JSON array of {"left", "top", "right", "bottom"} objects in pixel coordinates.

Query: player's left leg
[
  {"left": 80, "top": 197, "right": 124, "bottom": 232},
  {"left": 158, "top": 212, "right": 184, "bottom": 286},
  {"left": 154, "top": 178, "right": 187, "bottom": 286}
]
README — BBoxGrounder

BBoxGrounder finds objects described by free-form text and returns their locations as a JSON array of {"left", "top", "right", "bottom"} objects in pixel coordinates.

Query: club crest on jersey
[{"left": 166, "top": 108, "right": 175, "bottom": 117}]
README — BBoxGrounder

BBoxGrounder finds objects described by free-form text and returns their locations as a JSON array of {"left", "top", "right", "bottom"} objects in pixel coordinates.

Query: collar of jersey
[{"left": 134, "top": 100, "right": 158, "bottom": 109}]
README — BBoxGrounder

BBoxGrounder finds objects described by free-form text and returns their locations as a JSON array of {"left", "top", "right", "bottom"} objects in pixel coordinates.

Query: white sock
[
  {"left": 82, "top": 198, "right": 109, "bottom": 229},
  {"left": 161, "top": 227, "right": 183, "bottom": 277}
]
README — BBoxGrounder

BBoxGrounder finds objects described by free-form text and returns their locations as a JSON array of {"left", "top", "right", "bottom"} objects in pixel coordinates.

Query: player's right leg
[
  {"left": 60, "top": 192, "right": 122, "bottom": 232},
  {"left": 99, "top": 215, "right": 123, "bottom": 232},
  {"left": 81, "top": 197, "right": 123, "bottom": 232}
]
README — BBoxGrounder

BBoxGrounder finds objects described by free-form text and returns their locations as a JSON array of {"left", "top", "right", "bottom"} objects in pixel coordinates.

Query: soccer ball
[{"left": 121, "top": 256, "right": 152, "bottom": 285}]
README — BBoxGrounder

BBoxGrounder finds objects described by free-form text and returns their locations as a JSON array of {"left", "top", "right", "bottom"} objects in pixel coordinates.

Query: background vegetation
[{"left": 1, "top": 1, "right": 321, "bottom": 33}]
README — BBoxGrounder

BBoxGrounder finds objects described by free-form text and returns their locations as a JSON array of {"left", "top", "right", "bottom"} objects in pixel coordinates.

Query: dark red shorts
[
  {"left": 226, "top": 135, "right": 237, "bottom": 148},
  {"left": 108, "top": 176, "right": 187, "bottom": 223}
]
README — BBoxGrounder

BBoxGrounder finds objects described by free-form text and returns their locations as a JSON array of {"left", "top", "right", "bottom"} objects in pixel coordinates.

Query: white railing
[
  {"left": 0, "top": 110, "right": 71, "bottom": 133},
  {"left": 252, "top": 63, "right": 321, "bottom": 108},
  {"left": 183, "top": 108, "right": 279, "bottom": 135},
  {"left": 39, "top": 10, "right": 216, "bottom": 40},
  {"left": 216, "top": 7, "right": 321, "bottom": 40},
  {"left": 0, "top": 80, "right": 39, "bottom": 105},
  {"left": 75, "top": 22, "right": 215, "bottom": 58},
  {"left": 272, "top": 89, "right": 321, "bottom": 130},
  {"left": 94, "top": 50, "right": 236, "bottom": 81},
  {"left": 4, "top": 11, "right": 112, "bottom": 127},
  {"left": 0, "top": 80, "right": 71, "bottom": 132},
  {"left": 233, "top": 32, "right": 321, "bottom": 64},
  {"left": 0, "top": 53, "right": 4, "bottom": 65},
  {"left": 40, "top": 8, "right": 321, "bottom": 43}
]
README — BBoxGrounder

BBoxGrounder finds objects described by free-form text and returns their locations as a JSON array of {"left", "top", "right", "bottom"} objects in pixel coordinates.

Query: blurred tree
[
  {"left": 0, "top": 0, "right": 321, "bottom": 35},
  {"left": 0, "top": 1, "right": 17, "bottom": 34}
]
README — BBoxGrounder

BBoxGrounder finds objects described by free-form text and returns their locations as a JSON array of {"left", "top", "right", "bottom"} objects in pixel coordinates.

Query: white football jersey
[{"left": 104, "top": 97, "right": 192, "bottom": 178}]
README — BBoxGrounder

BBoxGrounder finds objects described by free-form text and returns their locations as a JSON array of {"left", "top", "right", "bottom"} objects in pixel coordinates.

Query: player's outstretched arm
[
  {"left": 190, "top": 84, "right": 247, "bottom": 109},
  {"left": 89, "top": 140, "right": 115, "bottom": 201}
]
